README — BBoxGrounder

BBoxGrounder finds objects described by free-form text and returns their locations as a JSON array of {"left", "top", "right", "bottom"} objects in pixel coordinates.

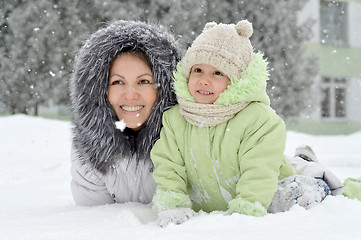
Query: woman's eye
[
  {"left": 139, "top": 79, "right": 152, "bottom": 84},
  {"left": 111, "top": 80, "right": 123, "bottom": 85}
]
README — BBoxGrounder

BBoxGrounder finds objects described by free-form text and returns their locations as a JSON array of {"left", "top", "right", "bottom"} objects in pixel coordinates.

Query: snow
[
  {"left": 1, "top": 114, "right": 361, "bottom": 240},
  {"left": 115, "top": 119, "right": 127, "bottom": 131}
]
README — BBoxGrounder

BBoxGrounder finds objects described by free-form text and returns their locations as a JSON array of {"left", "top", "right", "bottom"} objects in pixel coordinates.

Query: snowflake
[{"left": 115, "top": 119, "right": 126, "bottom": 132}]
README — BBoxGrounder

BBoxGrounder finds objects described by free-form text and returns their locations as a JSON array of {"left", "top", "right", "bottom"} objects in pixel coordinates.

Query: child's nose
[{"left": 199, "top": 77, "right": 210, "bottom": 86}]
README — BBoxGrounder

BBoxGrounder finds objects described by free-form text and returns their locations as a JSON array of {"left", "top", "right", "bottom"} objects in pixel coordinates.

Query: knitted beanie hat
[{"left": 182, "top": 20, "right": 254, "bottom": 79}]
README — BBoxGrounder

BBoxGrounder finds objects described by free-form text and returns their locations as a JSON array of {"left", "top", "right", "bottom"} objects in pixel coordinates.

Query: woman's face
[{"left": 108, "top": 53, "right": 157, "bottom": 131}]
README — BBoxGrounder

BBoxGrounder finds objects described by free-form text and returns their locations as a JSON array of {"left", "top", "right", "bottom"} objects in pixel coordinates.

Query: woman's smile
[{"left": 120, "top": 105, "right": 144, "bottom": 113}]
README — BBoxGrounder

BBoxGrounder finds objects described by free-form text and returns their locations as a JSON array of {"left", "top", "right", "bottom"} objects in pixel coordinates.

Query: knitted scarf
[{"left": 178, "top": 97, "right": 250, "bottom": 127}]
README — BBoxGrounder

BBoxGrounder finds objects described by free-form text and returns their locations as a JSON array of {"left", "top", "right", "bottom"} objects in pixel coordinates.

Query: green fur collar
[{"left": 173, "top": 52, "right": 270, "bottom": 106}]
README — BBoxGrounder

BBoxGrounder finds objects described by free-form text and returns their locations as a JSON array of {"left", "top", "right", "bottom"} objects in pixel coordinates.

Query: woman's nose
[{"left": 122, "top": 86, "right": 140, "bottom": 100}]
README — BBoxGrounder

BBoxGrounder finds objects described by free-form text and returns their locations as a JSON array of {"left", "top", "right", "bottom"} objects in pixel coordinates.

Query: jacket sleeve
[
  {"left": 151, "top": 110, "right": 192, "bottom": 212},
  {"left": 229, "top": 106, "right": 286, "bottom": 214},
  {"left": 70, "top": 145, "right": 114, "bottom": 206}
]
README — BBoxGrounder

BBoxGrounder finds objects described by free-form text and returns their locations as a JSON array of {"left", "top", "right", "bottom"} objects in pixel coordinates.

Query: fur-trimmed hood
[{"left": 70, "top": 20, "right": 180, "bottom": 174}]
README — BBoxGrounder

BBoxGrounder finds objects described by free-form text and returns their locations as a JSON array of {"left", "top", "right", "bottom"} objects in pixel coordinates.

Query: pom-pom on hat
[{"left": 182, "top": 20, "right": 254, "bottom": 79}]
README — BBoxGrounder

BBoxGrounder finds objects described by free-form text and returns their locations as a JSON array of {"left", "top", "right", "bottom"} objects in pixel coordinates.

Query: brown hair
[{"left": 113, "top": 49, "right": 153, "bottom": 71}]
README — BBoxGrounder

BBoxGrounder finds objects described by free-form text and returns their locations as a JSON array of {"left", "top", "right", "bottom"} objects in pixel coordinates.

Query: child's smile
[{"left": 197, "top": 90, "right": 213, "bottom": 95}]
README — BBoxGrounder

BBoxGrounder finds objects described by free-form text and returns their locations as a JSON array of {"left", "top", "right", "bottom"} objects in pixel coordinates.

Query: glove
[
  {"left": 157, "top": 207, "right": 196, "bottom": 227},
  {"left": 227, "top": 196, "right": 267, "bottom": 217}
]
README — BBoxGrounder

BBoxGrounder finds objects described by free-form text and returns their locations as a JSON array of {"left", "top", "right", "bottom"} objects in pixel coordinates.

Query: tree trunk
[
  {"left": 34, "top": 104, "right": 38, "bottom": 116},
  {"left": 22, "top": 107, "right": 28, "bottom": 115}
]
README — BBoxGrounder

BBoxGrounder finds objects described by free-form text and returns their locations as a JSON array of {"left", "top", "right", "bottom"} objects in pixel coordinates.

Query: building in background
[{"left": 299, "top": 0, "right": 361, "bottom": 122}]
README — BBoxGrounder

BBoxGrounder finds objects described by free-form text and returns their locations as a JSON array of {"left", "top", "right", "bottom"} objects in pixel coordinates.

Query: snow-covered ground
[{"left": 1, "top": 115, "right": 360, "bottom": 240}]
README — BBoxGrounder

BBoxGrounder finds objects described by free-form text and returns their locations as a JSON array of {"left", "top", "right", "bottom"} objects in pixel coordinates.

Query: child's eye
[
  {"left": 139, "top": 79, "right": 153, "bottom": 85},
  {"left": 194, "top": 68, "right": 202, "bottom": 73},
  {"left": 111, "top": 80, "right": 124, "bottom": 85},
  {"left": 214, "top": 71, "right": 223, "bottom": 76}
]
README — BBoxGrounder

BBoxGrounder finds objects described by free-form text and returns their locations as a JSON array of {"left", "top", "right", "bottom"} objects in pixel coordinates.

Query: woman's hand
[{"left": 157, "top": 208, "right": 196, "bottom": 227}]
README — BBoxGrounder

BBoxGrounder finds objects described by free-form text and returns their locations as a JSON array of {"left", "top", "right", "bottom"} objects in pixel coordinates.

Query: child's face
[
  {"left": 108, "top": 54, "right": 157, "bottom": 131},
  {"left": 188, "top": 64, "right": 230, "bottom": 104}
]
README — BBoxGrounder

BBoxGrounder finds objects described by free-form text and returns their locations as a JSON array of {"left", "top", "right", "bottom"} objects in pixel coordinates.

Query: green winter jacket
[{"left": 151, "top": 53, "right": 295, "bottom": 216}]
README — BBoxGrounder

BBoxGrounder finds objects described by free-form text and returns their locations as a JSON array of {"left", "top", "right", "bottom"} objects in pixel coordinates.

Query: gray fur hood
[{"left": 70, "top": 20, "right": 180, "bottom": 174}]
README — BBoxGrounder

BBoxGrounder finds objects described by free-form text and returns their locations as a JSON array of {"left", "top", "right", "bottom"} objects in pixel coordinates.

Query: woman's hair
[{"left": 112, "top": 49, "right": 153, "bottom": 72}]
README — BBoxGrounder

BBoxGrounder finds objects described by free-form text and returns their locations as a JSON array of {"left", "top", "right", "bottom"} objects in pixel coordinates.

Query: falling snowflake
[{"left": 115, "top": 119, "right": 126, "bottom": 132}]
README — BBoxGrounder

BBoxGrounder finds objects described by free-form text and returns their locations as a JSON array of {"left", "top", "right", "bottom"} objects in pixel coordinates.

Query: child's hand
[
  {"left": 157, "top": 207, "right": 196, "bottom": 227},
  {"left": 227, "top": 197, "right": 267, "bottom": 217}
]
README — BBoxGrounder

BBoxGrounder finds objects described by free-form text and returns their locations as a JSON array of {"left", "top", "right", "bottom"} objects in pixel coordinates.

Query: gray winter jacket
[{"left": 69, "top": 20, "right": 180, "bottom": 206}]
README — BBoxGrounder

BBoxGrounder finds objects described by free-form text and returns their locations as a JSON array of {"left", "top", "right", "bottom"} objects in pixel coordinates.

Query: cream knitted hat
[{"left": 182, "top": 20, "right": 254, "bottom": 79}]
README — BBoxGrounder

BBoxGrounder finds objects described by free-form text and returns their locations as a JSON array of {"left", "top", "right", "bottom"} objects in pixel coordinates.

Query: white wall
[
  {"left": 349, "top": 2, "right": 361, "bottom": 47},
  {"left": 298, "top": 0, "right": 319, "bottom": 43},
  {"left": 347, "top": 78, "right": 361, "bottom": 120}
]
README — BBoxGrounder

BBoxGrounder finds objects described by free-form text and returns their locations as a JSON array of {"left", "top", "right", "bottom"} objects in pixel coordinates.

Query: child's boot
[
  {"left": 268, "top": 175, "right": 330, "bottom": 213},
  {"left": 295, "top": 145, "right": 318, "bottom": 163}
]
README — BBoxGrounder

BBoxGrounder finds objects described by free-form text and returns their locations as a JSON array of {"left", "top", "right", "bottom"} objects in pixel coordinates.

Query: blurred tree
[
  {"left": 134, "top": 0, "right": 318, "bottom": 118},
  {"left": 1, "top": 0, "right": 61, "bottom": 114},
  {"left": 0, "top": 0, "right": 25, "bottom": 114},
  {"left": 0, "top": 0, "right": 140, "bottom": 114},
  {"left": 0, "top": 0, "right": 317, "bottom": 118},
  {"left": 234, "top": 1, "right": 318, "bottom": 119},
  {"left": 150, "top": 0, "right": 318, "bottom": 119}
]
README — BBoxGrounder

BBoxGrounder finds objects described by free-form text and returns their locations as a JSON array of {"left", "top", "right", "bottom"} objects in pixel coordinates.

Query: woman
[{"left": 69, "top": 20, "right": 180, "bottom": 206}]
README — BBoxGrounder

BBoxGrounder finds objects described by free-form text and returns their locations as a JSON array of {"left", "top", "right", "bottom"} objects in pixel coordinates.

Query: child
[{"left": 150, "top": 20, "right": 335, "bottom": 227}]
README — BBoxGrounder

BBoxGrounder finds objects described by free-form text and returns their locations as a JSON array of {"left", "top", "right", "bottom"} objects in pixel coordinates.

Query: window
[
  {"left": 320, "top": 0, "right": 348, "bottom": 46},
  {"left": 321, "top": 86, "right": 331, "bottom": 117},
  {"left": 321, "top": 77, "right": 347, "bottom": 119}
]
